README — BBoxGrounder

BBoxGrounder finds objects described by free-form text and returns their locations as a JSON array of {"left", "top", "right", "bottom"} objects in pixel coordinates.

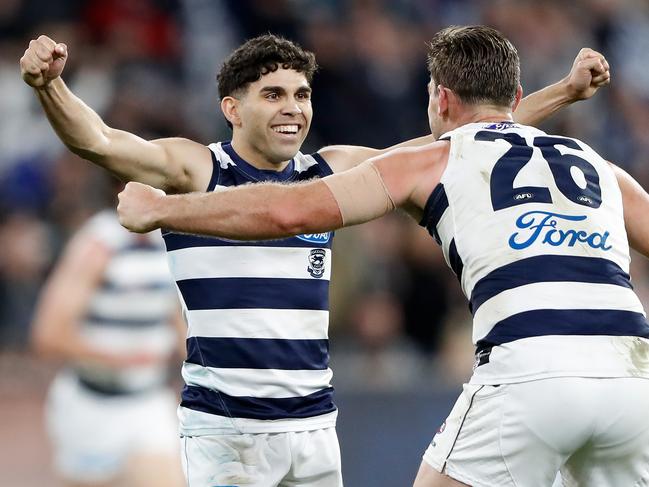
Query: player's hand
[
  {"left": 563, "top": 47, "right": 610, "bottom": 101},
  {"left": 20, "top": 35, "right": 68, "bottom": 88},
  {"left": 117, "top": 182, "right": 167, "bottom": 233}
]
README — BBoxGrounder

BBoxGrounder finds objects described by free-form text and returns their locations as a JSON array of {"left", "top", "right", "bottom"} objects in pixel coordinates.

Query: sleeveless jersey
[
  {"left": 420, "top": 122, "right": 649, "bottom": 384},
  {"left": 73, "top": 210, "right": 178, "bottom": 392},
  {"left": 165, "top": 142, "right": 337, "bottom": 435}
]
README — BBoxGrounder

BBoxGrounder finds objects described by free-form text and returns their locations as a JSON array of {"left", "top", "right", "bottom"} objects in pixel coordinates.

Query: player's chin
[{"left": 272, "top": 137, "right": 305, "bottom": 159}]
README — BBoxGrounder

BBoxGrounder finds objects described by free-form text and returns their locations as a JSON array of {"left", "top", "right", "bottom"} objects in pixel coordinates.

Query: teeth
[{"left": 273, "top": 125, "right": 298, "bottom": 134}]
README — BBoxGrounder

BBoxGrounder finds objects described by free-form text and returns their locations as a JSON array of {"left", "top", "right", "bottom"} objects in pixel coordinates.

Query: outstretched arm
[
  {"left": 117, "top": 179, "right": 344, "bottom": 239},
  {"left": 117, "top": 143, "right": 448, "bottom": 238},
  {"left": 514, "top": 48, "right": 610, "bottom": 126},
  {"left": 20, "top": 35, "right": 210, "bottom": 193}
]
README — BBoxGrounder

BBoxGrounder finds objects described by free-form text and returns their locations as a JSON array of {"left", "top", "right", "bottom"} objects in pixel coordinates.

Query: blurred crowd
[{"left": 2, "top": 0, "right": 649, "bottom": 392}]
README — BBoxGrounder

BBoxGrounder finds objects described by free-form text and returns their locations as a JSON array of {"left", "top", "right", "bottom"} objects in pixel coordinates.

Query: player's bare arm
[
  {"left": 317, "top": 133, "right": 437, "bottom": 173},
  {"left": 117, "top": 141, "right": 449, "bottom": 240},
  {"left": 513, "top": 48, "right": 610, "bottom": 126},
  {"left": 117, "top": 177, "right": 343, "bottom": 238},
  {"left": 20, "top": 35, "right": 211, "bottom": 193},
  {"left": 370, "top": 142, "right": 450, "bottom": 222},
  {"left": 610, "top": 162, "right": 649, "bottom": 259}
]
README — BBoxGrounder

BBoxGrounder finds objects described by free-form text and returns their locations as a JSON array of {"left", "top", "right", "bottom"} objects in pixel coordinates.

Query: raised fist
[
  {"left": 20, "top": 35, "right": 68, "bottom": 88},
  {"left": 565, "top": 47, "right": 611, "bottom": 101}
]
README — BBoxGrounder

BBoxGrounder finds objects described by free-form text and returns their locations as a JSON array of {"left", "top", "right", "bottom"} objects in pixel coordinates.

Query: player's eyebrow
[
  {"left": 295, "top": 86, "right": 312, "bottom": 95},
  {"left": 260, "top": 86, "right": 286, "bottom": 94},
  {"left": 259, "top": 85, "right": 312, "bottom": 95}
]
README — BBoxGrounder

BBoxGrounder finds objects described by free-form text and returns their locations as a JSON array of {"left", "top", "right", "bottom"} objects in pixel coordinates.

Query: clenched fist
[
  {"left": 20, "top": 35, "right": 68, "bottom": 88},
  {"left": 564, "top": 47, "right": 611, "bottom": 100},
  {"left": 117, "top": 182, "right": 167, "bottom": 233}
]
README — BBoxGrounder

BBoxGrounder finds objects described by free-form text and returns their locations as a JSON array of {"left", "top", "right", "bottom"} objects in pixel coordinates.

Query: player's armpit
[
  {"left": 611, "top": 162, "right": 649, "bottom": 259},
  {"left": 322, "top": 161, "right": 395, "bottom": 226}
]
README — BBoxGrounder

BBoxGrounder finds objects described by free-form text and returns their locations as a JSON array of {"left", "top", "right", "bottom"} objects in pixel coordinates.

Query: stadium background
[{"left": 1, "top": 0, "right": 649, "bottom": 485}]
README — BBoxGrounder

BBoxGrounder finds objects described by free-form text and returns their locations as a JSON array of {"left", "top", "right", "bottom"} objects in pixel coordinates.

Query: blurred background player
[{"left": 30, "top": 179, "right": 186, "bottom": 487}]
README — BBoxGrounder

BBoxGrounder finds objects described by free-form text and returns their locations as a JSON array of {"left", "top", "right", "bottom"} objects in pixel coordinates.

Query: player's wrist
[
  {"left": 559, "top": 74, "right": 589, "bottom": 102},
  {"left": 151, "top": 192, "right": 172, "bottom": 230},
  {"left": 33, "top": 75, "right": 62, "bottom": 93},
  {"left": 547, "top": 77, "right": 578, "bottom": 106}
]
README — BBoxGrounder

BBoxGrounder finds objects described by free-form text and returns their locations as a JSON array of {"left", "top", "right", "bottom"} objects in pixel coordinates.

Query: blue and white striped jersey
[
  {"left": 420, "top": 122, "right": 649, "bottom": 384},
  {"left": 166, "top": 142, "right": 337, "bottom": 434},
  {"left": 75, "top": 210, "right": 178, "bottom": 392}
]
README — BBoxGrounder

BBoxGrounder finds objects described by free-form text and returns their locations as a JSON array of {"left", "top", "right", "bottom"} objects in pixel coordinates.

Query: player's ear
[
  {"left": 221, "top": 96, "right": 242, "bottom": 127},
  {"left": 437, "top": 85, "right": 450, "bottom": 117},
  {"left": 511, "top": 85, "right": 523, "bottom": 112}
]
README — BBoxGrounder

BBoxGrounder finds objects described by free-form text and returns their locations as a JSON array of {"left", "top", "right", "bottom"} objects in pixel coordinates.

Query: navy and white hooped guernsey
[
  {"left": 73, "top": 210, "right": 179, "bottom": 393},
  {"left": 420, "top": 122, "right": 649, "bottom": 384},
  {"left": 166, "top": 142, "right": 337, "bottom": 435}
]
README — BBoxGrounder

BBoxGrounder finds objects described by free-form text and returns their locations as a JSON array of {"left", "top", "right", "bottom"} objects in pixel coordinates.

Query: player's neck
[
  {"left": 230, "top": 137, "right": 291, "bottom": 172},
  {"left": 460, "top": 105, "right": 514, "bottom": 127}
]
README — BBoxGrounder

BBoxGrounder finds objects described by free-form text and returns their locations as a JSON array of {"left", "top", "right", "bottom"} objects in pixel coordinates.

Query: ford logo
[
  {"left": 297, "top": 232, "right": 331, "bottom": 244},
  {"left": 508, "top": 211, "right": 611, "bottom": 251}
]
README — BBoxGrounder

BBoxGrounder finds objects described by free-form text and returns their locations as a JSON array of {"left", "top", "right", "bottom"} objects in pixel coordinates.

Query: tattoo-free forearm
[
  {"left": 35, "top": 77, "right": 111, "bottom": 161},
  {"left": 514, "top": 80, "right": 574, "bottom": 126},
  {"left": 156, "top": 181, "right": 342, "bottom": 240}
]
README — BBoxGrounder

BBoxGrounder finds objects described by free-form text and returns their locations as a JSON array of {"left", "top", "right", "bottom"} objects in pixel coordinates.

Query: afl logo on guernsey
[
  {"left": 297, "top": 232, "right": 331, "bottom": 244},
  {"left": 307, "top": 249, "right": 326, "bottom": 278}
]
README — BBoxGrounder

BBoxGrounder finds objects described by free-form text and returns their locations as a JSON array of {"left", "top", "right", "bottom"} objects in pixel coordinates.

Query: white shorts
[
  {"left": 46, "top": 372, "right": 180, "bottom": 483},
  {"left": 181, "top": 427, "right": 342, "bottom": 487},
  {"left": 423, "top": 377, "right": 649, "bottom": 487}
]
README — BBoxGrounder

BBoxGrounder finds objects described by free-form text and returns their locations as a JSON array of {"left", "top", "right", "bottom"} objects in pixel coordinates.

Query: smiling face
[{"left": 224, "top": 68, "right": 313, "bottom": 170}]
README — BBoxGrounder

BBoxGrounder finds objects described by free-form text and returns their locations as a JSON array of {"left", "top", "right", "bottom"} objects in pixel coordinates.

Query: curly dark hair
[
  {"left": 427, "top": 26, "right": 520, "bottom": 107},
  {"left": 217, "top": 34, "right": 318, "bottom": 100}
]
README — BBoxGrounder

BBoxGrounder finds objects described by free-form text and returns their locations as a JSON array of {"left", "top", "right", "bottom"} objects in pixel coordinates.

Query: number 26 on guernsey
[{"left": 475, "top": 131, "right": 602, "bottom": 211}]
